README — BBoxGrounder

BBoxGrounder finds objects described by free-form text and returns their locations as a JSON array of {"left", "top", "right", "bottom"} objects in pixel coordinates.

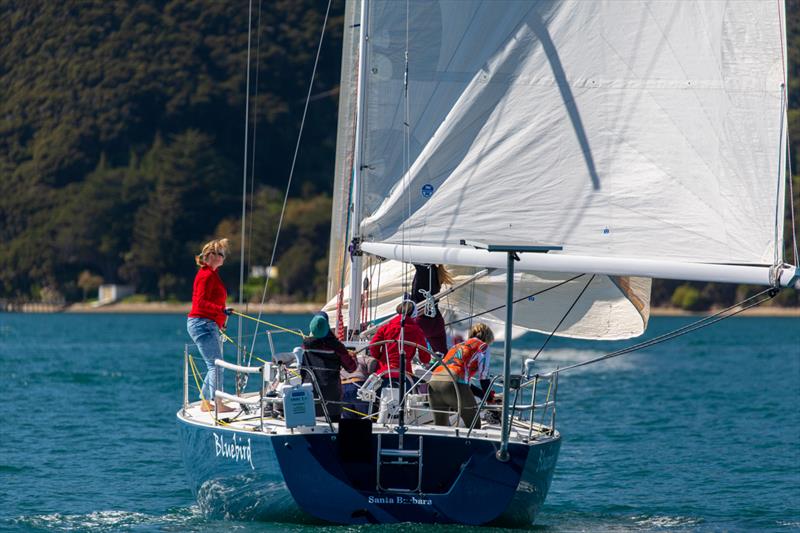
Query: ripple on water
[
  {"left": 6, "top": 508, "right": 204, "bottom": 532},
  {"left": 533, "top": 509, "right": 708, "bottom": 532}
]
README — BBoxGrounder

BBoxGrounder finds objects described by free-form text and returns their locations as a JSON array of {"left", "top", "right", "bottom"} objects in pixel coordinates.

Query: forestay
[{"left": 329, "top": 1, "right": 789, "bottom": 340}]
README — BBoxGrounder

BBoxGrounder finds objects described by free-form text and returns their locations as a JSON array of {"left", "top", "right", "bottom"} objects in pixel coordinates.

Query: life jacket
[{"left": 433, "top": 338, "right": 487, "bottom": 382}]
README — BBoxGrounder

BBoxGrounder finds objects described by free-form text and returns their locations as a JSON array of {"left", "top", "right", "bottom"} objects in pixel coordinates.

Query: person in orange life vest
[
  {"left": 186, "top": 238, "right": 235, "bottom": 413},
  {"left": 368, "top": 299, "right": 430, "bottom": 390},
  {"left": 410, "top": 264, "right": 453, "bottom": 355},
  {"left": 427, "top": 323, "right": 495, "bottom": 429}
]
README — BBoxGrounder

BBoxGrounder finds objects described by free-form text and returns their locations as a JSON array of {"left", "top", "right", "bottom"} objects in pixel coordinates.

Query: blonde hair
[
  {"left": 396, "top": 300, "right": 415, "bottom": 317},
  {"left": 468, "top": 322, "right": 494, "bottom": 344},
  {"left": 437, "top": 264, "right": 453, "bottom": 286},
  {"left": 195, "top": 238, "right": 230, "bottom": 267}
]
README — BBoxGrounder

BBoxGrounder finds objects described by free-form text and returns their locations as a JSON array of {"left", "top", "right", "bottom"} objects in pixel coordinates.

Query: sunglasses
[{"left": 211, "top": 251, "right": 225, "bottom": 259}]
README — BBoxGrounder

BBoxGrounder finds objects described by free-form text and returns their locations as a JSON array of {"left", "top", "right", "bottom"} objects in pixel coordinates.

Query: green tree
[
  {"left": 77, "top": 270, "right": 104, "bottom": 301},
  {"left": 121, "top": 130, "right": 236, "bottom": 297}
]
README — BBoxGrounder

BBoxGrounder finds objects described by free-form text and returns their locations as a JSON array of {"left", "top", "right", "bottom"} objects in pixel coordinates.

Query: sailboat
[{"left": 177, "top": 0, "right": 798, "bottom": 526}]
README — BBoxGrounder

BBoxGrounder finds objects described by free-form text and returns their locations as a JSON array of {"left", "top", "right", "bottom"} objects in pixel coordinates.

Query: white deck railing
[{"left": 182, "top": 339, "right": 558, "bottom": 440}]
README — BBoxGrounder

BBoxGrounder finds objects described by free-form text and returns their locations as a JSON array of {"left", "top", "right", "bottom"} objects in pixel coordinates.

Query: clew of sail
[{"left": 328, "top": 1, "right": 793, "bottom": 341}]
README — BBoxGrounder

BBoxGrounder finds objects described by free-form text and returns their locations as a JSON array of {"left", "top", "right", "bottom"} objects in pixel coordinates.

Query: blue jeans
[{"left": 187, "top": 317, "right": 223, "bottom": 401}]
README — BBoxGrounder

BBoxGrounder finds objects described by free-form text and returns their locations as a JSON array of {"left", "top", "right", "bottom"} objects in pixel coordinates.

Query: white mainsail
[
  {"left": 328, "top": 0, "right": 792, "bottom": 340},
  {"left": 327, "top": 0, "right": 362, "bottom": 302}
]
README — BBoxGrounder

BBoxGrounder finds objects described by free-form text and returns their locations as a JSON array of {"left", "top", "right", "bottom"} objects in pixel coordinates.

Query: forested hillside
[
  {"left": 0, "top": 1, "right": 798, "bottom": 308},
  {"left": 0, "top": 1, "right": 343, "bottom": 302}
]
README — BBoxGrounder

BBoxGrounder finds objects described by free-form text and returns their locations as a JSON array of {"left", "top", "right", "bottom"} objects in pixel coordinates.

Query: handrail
[
  {"left": 214, "top": 359, "right": 263, "bottom": 374},
  {"left": 183, "top": 345, "right": 189, "bottom": 415},
  {"left": 183, "top": 338, "right": 558, "bottom": 441},
  {"left": 215, "top": 390, "right": 262, "bottom": 405}
]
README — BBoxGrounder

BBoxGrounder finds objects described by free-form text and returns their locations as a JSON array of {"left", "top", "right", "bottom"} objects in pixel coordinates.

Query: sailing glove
[{"left": 224, "top": 307, "right": 234, "bottom": 316}]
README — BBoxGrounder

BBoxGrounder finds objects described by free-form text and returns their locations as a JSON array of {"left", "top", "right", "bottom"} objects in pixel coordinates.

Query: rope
[
  {"left": 532, "top": 275, "right": 595, "bottom": 361},
  {"left": 447, "top": 274, "right": 586, "bottom": 328},
  {"left": 234, "top": 310, "right": 304, "bottom": 337},
  {"left": 552, "top": 287, "right": 778, "bottom": 375},
  {"left": 220, "top": 330, "right": 273, "bottom": 368},
  {"left": 244, "top": 0, "right": 265, "bottom": 315},
  {"left": 342, "top": 406, "right": 377, "bottom": 419},
  {"left": 774, "top": 86, "right": 787, "bottom": 269},
  {"left": 187, "top": 355, "right": 206, "bottom": 401},
  {"left": 248, "top": 0, "right": 333, "bottom": 359},
  {"left": 789, "top": 150, "right": 798, "bottom": 266},
  {"left": 238, "top": 0, "right": 256, "bottom": 373},
  {"left": 776, "top": 0, "right": 797, "bottom": 268}
]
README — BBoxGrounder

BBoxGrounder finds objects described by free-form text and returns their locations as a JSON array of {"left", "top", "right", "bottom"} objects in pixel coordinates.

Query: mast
[{"left": 347, "top": 0, "right": 369, "bottom": 338}]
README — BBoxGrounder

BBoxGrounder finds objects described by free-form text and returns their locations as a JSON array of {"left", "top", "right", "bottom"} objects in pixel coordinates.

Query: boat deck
[{"left": 179, "top": 395, "right": 555, "bottom": 444}]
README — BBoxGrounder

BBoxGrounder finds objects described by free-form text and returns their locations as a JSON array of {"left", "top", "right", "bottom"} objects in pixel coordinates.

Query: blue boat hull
[{"left": 178, "top": 416, "right": 560, "bottom": 525}]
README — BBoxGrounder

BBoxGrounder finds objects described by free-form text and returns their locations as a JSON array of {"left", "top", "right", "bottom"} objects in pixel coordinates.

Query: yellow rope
[
  {"left": 341, "top": 406, "right": 377, "bottom": 419},
  {"left": 220, "top": 330, "right": 242, "bottom": 348},
  {"left": 187, "top": 355, "right": 206, "bottom": 402},
  {"left": 232, "top": 310, "right": 305, "bottom": 337}
]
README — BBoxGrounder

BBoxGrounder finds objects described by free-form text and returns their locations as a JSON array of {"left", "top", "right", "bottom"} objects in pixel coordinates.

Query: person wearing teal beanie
[
  {"left": 309, "top": 313, "right": 331, "bottom": 338},
  {"left": 301, "top": 311, "right": 356, "bottom": 421}
]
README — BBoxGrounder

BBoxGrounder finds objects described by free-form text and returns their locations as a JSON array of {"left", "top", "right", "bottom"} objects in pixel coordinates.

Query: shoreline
[
  {"left": 54, "top": 301, "right": 800, "bottom": 317},
  {"left": 63, "top": 302, "right": 323, "bottom": 314}
]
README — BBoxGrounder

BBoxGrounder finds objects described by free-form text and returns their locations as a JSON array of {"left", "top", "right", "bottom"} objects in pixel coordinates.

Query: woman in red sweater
[
  {"left": 368, "top": 300, "right": 430, "bottom": 390},
  {"left": 187, "top": 238, "right": 234, "bottom": 412}
]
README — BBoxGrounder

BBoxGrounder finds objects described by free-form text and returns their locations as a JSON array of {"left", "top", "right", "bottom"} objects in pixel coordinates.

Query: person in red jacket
[
  {"left": 187, "top": 238, "right": 235, "bottom": 412},
  {"left": 368, "top": 299, "right": 430, "bottom": 390}
]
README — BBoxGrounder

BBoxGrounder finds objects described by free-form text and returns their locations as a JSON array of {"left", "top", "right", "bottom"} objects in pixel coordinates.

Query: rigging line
[
  {"left": 776, "top": 0, "right": 792, "bottom": 268},
  {"left": 788, "top": 133, "right": 799, "bottom": 266},
  {"left": 234, "top": 310, "right": 304, "bottom": 338},
  {"left": 446, "top": 273, "right": 587, "bottom": 328},
  {"left": 777, "top": 0, "right": 787, "bottom": 90},
  {"left": 373, "top": 259, "right": 382, "bottom": 324},
  {"left": 532, "top": 274, "right": 596, "bottom": 361},
  {"left": 774, "top": 85, "right": 787, "bottom": 270},
  {"left": 401, "top": 0, "right": 411, "bottom": 289},
  {"left": 552, "top": 287, "right": 777, "bottom": 375},
  {"left": 248, "top": 0, "right": 334, "bottom": 357},
  {"left": 221, "top": 330, "right": 265, "bottom": 365},
  {"left": 359, "top": 267, "right": 491, "bottom": 337},
  {"left": 369, "top": 257, "right": 378, "bottom": 324},
  {"left": 468, "top": 267, "right": 475, "bottom": 331},
  {"left": 238, "top": 0, "right": 255, "bottom": 374},
  {"left": 245, "top": 0, "right": 265, "bottom": 319},
  {"left": 777, "top": 0, "right": 798, "bottom": 267}
]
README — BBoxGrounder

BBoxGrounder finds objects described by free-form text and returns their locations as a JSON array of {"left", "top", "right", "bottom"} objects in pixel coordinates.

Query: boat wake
[{"left": 4, "top": 508, "right": 204, "bottom": 532}]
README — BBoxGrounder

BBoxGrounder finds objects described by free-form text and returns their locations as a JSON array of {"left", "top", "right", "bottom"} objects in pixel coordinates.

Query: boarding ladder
[{"left": 376, "top": 434, "right": 423, "bottom": 493}]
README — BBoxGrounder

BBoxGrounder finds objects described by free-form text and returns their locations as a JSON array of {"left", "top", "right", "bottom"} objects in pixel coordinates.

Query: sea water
[{"left": 0, "top": 313, "right": 798, "bottom": 532}]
